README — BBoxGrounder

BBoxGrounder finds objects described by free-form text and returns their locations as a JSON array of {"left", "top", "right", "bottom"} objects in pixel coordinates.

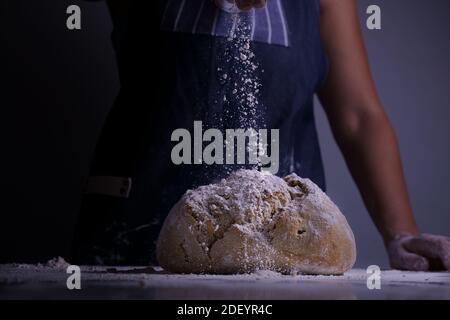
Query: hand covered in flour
[
  {"left": 215, "top": 0, "right": 267, "bottom": 12},
  {"left": 387, "top": 233, "right": 450, "bottom": 271}
]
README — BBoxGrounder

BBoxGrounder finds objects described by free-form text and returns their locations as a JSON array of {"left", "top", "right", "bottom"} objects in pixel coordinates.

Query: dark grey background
[{"left": 2, "top": 0, "right": 449, "bottom": 268}]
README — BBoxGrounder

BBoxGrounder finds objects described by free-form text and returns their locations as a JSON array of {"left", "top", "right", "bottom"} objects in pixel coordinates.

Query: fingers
[
  {"left": 253, "top": 0, "right": 267, "bottom": 9},
  {"left": 387, "top": 234, "right": 450, "bottom": 272},
  {"left": 444, "top": 255, "right": 450, "bottom": 271},
  {"left": 235, "top": 0, "right": 267, "bottom": 11},
  {"left": 236, "top": 0, "right": 254, "bottom": 11},
  {"left": 424, "top": 234, "right": 450, "bottom": 271},
  {"left": 403, "top": 234, "right": 450, "bottom": 271},
  {"left": 388, "top": 242, "right": 429, "bottom": 271}
]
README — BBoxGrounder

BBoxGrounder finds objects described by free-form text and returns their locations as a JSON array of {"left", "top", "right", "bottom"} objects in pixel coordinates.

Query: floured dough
[{"left": 156, "top": 170, "right": 356, "bottom": 275}]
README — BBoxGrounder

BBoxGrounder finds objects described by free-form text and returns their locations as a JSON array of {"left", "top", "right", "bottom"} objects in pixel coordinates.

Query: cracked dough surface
[{"left": 156, "top": 170, "right": 356, "bottom": 275}]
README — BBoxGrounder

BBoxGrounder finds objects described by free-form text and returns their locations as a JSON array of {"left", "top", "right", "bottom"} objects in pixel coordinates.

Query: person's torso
[{"left": 111, "top": 0, "right": 328, "bottom": 215}]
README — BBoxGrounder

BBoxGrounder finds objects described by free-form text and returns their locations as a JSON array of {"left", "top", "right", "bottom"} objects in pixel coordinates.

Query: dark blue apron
[{"left": 72, "top": 0, "right": 328, "bottom": 265}]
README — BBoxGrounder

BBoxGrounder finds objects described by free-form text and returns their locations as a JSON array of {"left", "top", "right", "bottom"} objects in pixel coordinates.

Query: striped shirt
[{"left": 160, "top": 0, "right": 290, "bottom": 47}]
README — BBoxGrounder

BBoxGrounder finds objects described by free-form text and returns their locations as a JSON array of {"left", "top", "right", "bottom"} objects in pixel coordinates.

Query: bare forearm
[
  {"left": 319, "top": 0, "right": 450, "bottom": 271},
  {"left": 332, "top": 107, "right": 418, "bottom": 242}
]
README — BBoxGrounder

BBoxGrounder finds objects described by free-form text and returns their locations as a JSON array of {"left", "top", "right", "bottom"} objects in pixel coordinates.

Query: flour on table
[{"left": 13, "top": 257, "right": 70, "bottom": 271}]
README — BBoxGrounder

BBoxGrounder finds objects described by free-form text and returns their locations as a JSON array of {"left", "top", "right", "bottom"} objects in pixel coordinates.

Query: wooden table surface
[{"left": 1, "top": 264, "right": 449, "bottom": 300}]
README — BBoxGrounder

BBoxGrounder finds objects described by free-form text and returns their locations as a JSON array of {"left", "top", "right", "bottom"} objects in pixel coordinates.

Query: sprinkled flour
[
  {"left": 13, "top": 257, "right": 70, "bottom": 271},
  {"left": 212, "top": 13, "right": 266, "bottom": 175}
]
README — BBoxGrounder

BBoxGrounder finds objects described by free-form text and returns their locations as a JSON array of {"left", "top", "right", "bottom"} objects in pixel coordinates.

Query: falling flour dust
[{"left": 214, "top": 13, "right": 267, "bottom": 175}]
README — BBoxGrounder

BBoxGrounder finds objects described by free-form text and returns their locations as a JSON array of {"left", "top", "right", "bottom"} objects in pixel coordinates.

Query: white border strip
[
  {"left": 265, "top": 5, "right": 272, "bottom": 44},
  {"left": 277, "top": 0, "right": 289, "bottom": 47}
]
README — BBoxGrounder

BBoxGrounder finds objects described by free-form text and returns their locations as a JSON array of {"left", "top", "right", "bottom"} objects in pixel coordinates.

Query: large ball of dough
[{"left": 156, "top": 170, "right": 356, "bottom": 275}]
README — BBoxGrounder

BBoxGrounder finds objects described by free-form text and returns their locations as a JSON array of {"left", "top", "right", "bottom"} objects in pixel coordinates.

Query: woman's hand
[
  {"left": 387, "top": 233, "right": 450, "bottom": 271},
  {"left": 318, "top": 0, "right": 450, "bottom": 273},
  {"left": 215, "top": 0, "right": 267, "bottom": 12}
]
